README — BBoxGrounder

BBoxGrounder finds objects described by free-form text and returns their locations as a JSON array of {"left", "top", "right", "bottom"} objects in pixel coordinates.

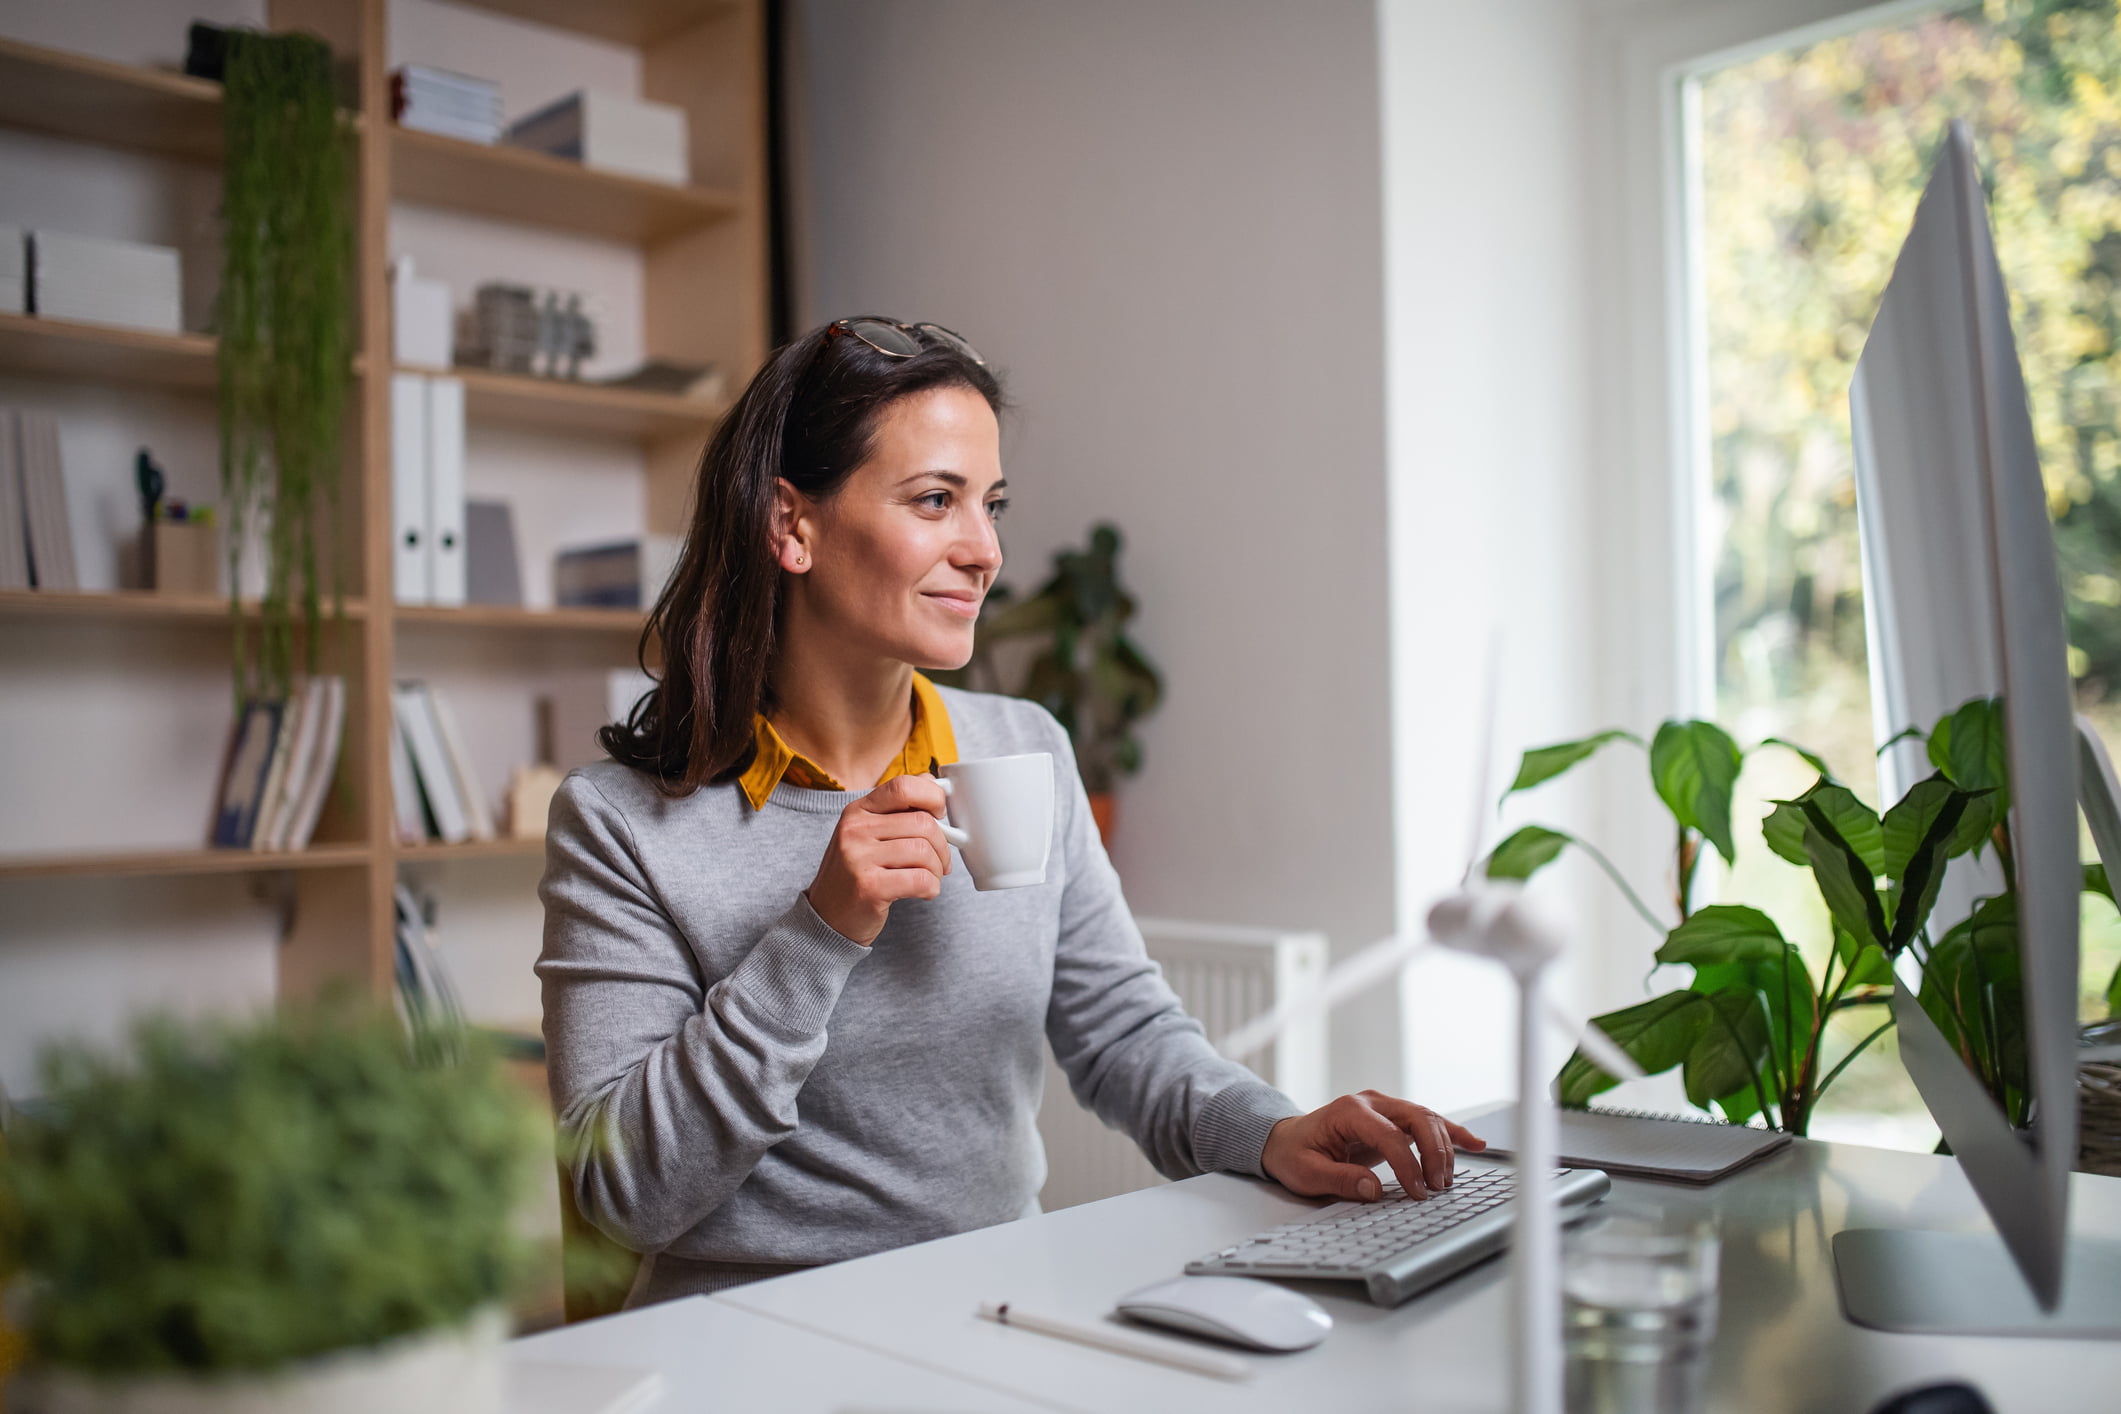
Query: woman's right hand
[{"left": 804, "top": 775, "right": 954, "bottom": 944}]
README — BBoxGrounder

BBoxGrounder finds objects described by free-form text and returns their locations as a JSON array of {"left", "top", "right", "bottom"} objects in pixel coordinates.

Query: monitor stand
[{"left": 1835, "top": 1229, "right": 2121, "bottom": 1337}]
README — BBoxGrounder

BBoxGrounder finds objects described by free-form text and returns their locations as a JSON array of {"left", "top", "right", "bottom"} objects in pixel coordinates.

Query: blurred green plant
[
  {"left": 933, "top": 523, "right": 1162, "bottom": 793},
  {"left": 218, "top": 28, "right": 353, "bottom": 704},
  {"left": 1493, "top": 697, "right": 2109, "bottom": 1134},
  {"left": 0, "top": 1006, "right": 542, "bottom": 1374}
]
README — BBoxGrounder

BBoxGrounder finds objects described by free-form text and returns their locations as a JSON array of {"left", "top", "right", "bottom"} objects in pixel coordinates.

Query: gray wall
[{"left": 791, "top": 0, "right": 1400, "bottom": 1089}]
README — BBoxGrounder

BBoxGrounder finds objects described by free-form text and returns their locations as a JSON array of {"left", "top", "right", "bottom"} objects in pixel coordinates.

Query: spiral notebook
[{"left": 1458, "top": 1103, "right": 1792, "bottom": 1185}]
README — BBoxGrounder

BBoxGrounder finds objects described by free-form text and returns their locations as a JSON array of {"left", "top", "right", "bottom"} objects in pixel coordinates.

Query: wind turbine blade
[
  {"left": 1540, "top": 994, "right": 1645, "bottom": 1082},
  {"left": 1216, "top": 934, "right": 1432, "bottom": 1065}
]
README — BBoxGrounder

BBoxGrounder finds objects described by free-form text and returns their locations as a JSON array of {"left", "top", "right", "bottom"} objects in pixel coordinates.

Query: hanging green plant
[{"left": 218, "top": 29, "right": 353, "bottom": 701}]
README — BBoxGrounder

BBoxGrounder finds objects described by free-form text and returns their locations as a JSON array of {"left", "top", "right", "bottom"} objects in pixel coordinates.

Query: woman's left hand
[{"left": 1260, "top": 1090, "right": 1486, "bottom": 1202}]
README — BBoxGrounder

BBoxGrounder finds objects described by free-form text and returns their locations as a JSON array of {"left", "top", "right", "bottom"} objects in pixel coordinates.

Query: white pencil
[{"left": 976, "top": 1300, "right": 1252, "bottom": 1381}]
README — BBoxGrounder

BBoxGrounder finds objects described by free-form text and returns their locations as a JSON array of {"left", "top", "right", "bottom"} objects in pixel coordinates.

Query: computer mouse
[{"left": 1114, "top": 1275, "right": 1332, "bottom": 1352}]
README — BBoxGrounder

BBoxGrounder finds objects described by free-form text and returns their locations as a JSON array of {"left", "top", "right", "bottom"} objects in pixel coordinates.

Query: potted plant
[
  {"left": 1493, "top": 697, "right": 2118, "bottom": 1136},
  {"left": 938, "top": 523, "right": 1162, "bottom": 841},
  {"left": 0, "top": 1007, "right": 541, "bottom": 1413},
  {"left": 216, "top": 28, "right": 354, "bottom": 703}
]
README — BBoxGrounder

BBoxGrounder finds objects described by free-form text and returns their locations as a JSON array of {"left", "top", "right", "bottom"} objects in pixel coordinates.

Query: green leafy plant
[
  {"left": 0, "top": 1007, "right": 541, "bottom": 1375},
  {"left": 1491, "top": 704, "right": 2033, "bottom": 1135},
  {"left": 218, "top": 29, "right": 353, "bottom": 702},
  {"left": 937, "top": 523, "right": 1162, "bottom": 793}
]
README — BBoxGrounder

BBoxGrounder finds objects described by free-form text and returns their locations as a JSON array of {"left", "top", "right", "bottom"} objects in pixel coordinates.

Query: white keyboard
[{"left": 1187, "top": 1165, "right": 1611, "bottom": 1306}]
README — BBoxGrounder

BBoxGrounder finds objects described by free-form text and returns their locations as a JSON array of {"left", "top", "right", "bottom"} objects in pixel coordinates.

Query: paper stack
[
  {"left": 505, "top": 90, "right": 688, "bottom": 186},
  {"left": 392, "top": 64, "right": 503, "bottom": 144},
  {"left": 30, "top": 231, "right": 181, "bottom": 334}
]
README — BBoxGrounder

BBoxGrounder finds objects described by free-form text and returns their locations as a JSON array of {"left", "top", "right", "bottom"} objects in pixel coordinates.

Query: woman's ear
[{"left": 772, "top": 477, "right": 812, "bottom": 573}]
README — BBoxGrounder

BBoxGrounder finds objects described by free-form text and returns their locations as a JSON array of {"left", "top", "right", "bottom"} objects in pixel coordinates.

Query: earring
[{"left": 795, "top": 553, "right": 806, "bottom": 566}]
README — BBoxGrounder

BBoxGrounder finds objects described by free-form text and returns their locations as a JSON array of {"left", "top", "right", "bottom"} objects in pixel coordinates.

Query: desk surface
[{"left": 519, "top": 1138, "right": 2121, "bottom": 1414}]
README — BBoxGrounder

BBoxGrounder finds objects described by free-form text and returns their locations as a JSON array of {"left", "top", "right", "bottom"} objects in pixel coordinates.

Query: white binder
[
  {"left": 391, "top": 373, "right": 429, "bottom": 603},
  {"left": 426, "top": 376, "right": 467, "bottom": 607}
]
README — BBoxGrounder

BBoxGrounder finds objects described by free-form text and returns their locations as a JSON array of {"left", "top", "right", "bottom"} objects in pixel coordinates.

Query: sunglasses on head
[{"left": 825, "top": 317, "right": 986, "bottom": 367}]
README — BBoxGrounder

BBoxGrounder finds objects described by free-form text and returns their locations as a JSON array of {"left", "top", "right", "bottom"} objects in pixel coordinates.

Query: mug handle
[{"left": 932, "top": 776, "right": 970, "bottom": 847}]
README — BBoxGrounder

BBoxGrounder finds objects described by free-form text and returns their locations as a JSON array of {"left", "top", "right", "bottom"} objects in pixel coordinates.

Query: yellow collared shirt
[{"left": 737, "top": 672, "right": 959, "bottom": 810}]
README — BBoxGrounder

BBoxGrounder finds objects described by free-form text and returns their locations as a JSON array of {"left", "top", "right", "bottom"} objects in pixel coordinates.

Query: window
[{"left": 1689, "top": 0, "right": 2121, "bottom": 1146}]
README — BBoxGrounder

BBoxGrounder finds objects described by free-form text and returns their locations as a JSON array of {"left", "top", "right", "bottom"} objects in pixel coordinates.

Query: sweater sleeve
[
  {"left": 1036, "top": 713, "right": 1305, "bottom": 1180},
  {"left": 536, "top": 773, "right": 871, "bottom": 1252}
]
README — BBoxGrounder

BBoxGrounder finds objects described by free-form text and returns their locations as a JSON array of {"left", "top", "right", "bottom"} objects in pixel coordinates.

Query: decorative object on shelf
[
  {"left": 504, "top": 762, "right": 564, "bottom": 841},
  {"left": 553, "top": 536, "right": 681, "bottom": 609},
  {"left": 936, "top": 523, "right": 1162, "bottom": 842},
  {"left": 140, "top": 445, "right": 222, "bottom": 595},
  {"left": 391, "top": 256, "right": 454, "bottom": 369},
  {"left": 391, "top": 63, "right": 502, "bottom": 144},
  {"left": 542, "top": 668, "right": 657, "bottom": 772},
  {"left": 217, "top": 27, "right": 354, "bottom": 703},
  {"left": 596, "top": 357, "right": 725, "bottom": 403},
  {"left": 458, "top": 282, "right": 596, "bottom": 379},
  {"left": 0, "top": 1005, "right": 542, "bottom": 1413},
  {"left": 28, "top": 230, "right": 182, "bottom": 334},
  {"left": 1498, "top": 697, "right": 2120, "bottom": 1136},
  {"left": 504, "top": 89, "right": 688, "bottom": 187},
  {"left": 465, "top": 500, "right": 524, "bottom": 607}
]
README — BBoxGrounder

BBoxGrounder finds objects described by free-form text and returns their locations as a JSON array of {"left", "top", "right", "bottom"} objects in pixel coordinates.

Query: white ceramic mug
[{"left": 934, "top": 753, "right": 1054, "bottom": 890}]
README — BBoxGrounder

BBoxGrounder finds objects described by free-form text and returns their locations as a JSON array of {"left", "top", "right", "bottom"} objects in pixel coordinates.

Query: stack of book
[
  {"left": 554, "top": 535, "right": 682, "bottom": 609},
  {"left": 391, "top": 64, "right": 503, "bottom": 144},
  {"left": 209, "top": 676, "right": 348, "bottom": 852},
  {"left": 504, "top": 90, "right": 688, "bottom": 186},
  {"left": 389, "top": 680, "right": 495, "bottom": 846},
  {"left": 1, "top": 406, "right": 78, "bottom": 590},
  {"left": 29, "top": 231, "right": 182, "bottom": 333}
]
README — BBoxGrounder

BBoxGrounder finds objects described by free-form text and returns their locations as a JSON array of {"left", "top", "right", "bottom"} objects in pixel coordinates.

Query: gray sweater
[{"left": 537, "top": 685, "right": 1301, "bottom": 1301}]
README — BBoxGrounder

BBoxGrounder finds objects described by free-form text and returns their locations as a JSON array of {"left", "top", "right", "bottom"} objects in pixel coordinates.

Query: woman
[{"left": 538, "top": 317, "right": 1482, "bottom": 1306}]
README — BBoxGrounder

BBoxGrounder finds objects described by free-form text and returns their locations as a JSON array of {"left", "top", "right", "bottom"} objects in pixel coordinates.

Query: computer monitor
[{"left": 1840, "top": 119, "right": 2121, "bottom": 1333}]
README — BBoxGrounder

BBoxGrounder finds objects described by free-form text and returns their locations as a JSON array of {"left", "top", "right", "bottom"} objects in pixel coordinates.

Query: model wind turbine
[{"left": 1216, "top": 645, "right": 1639, "bottom": 1414}]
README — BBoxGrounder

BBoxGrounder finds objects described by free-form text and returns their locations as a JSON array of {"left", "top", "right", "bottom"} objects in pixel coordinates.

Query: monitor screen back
[{"left": 1849, "top": 120, "right": 2079, "bottom": 1310}]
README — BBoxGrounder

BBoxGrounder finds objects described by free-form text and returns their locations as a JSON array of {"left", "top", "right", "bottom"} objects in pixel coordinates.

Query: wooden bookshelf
[
  {"left": 391, "top": 127, "right": 740, "bottom": 245},
  {"left": 445, "top": 0, "right": 737, "bottom": 48},
  {"left": 0, "top": 35, "right": 223, "bottom": 162},
  {"left": 0, "top": 0, "right": 769, "bottom": 1002},
  {"left": 0, "top": 842, "right": 373, "bottom": 881},
  {"left": 394, "top": 602, "right": 646, "bottom": 633},
  {"left": 0, "top": 312, "right": 217, "bottom": 391},
  {"left": 0, "top": 589, "right": 371, "bottom": 623},
  {"left": 394, "top": 836, "right": 545, "bottom": 862}
]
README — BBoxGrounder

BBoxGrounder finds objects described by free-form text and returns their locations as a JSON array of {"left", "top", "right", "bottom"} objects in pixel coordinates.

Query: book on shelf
[
  {"left": 391, "top": 64, "right": 503, "bottom": 144},
  {"left": 205, "top": 677, "right": 349, "bottom": 852},
  {"left": 0, "top": 408, "right": 27, "bottom": 589},
  {"left": 465, "top": 499, "right": 523, "bottom": 607},
  {"left": 388, "top": 708, "right": 428, "bottom": 845},
  {"left": 0, "top": 225, "right": 22, "bottom": 316},
  {"left": 391, "top": 681, "right": 492, "bottom": 845},
  {"left": 210, "top": 699, "right": 282, "bottom": 849},
  {"left": 394, "top": 882, "right": 466, "bottom": 1037},
  {"left": 14, "top": 407, "right": 77, "bottom": 590},
  {"left": 554, "top": 536, "right": 682, "bottom": 610}
]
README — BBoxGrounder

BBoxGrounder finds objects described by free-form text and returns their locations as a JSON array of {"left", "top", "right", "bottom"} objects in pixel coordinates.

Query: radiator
[{"left": 1036, "top": 917, "right": 1330, "bottom": 1211}]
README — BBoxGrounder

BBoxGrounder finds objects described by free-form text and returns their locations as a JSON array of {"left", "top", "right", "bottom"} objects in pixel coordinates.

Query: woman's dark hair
[{"left": 599, "top": 318, "right": 1005, "bottom": 794}]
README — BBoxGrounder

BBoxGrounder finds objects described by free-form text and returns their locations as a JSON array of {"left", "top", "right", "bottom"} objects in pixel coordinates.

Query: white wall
[{"left": 792, "top": 0, "right": 1403, "bottom": 1092}]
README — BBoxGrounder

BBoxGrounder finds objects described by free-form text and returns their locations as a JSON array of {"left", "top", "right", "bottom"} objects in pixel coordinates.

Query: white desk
[{"left": 514, "top": 1139, "right": 2121, "bottom": 1414}]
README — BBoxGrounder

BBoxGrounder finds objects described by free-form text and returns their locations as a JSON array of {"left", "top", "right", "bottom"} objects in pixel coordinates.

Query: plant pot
[
  {"left": 1087, "top": 791, "right": 1117, "bottom": 845},
  {"left": 12, "top": 1308, "right": 505, "bottom": 1414}
]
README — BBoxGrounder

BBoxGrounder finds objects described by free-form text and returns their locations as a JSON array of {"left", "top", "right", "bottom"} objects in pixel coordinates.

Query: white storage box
[
  {"left": 31, "top": 230, "right": 182, "bottom": 333},
  {"left": 391, "top": 256, "right": 453, "bottom": 368},
  {"left": 506, "top": 90, "right": 688, "bottom": 187}
]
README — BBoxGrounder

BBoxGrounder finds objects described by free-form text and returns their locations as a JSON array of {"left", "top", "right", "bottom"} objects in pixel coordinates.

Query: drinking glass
[{"left": 1563, "top": 1211, "right": 1720, "bottom": 1414}]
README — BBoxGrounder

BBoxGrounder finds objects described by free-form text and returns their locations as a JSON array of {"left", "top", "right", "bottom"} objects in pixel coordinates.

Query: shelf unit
[{"left": 0, "top": 1, "right": 767, "bottom": 1003}]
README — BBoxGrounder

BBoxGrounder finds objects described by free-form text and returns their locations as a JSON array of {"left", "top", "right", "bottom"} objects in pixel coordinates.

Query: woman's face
[{"left": 781, "top": 385, "right": 1007, "bottom": 671}]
